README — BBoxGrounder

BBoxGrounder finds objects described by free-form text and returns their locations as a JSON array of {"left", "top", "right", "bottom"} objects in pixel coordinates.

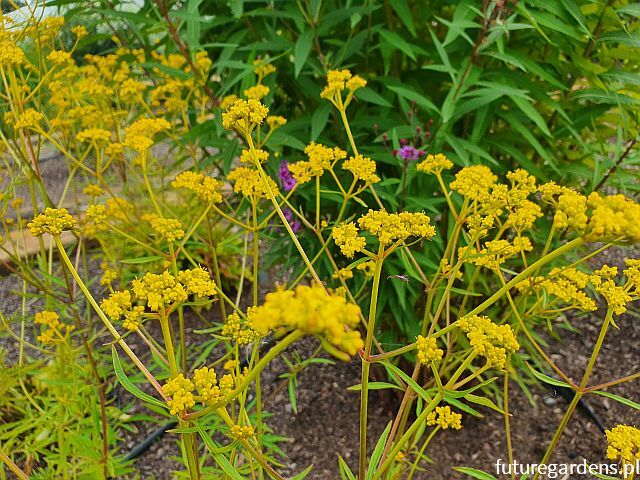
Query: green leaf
[
  {"left": 463, "top": 394, "right": 506, "bottom": 414},
  {"left": 386, "top": 84, "right": 438, "bottom": 114},
  {"left": 120, "top": 256, "right": 164, "bottom": 265},
  {"left": 195, "top": 423, "right": 244, "bottom": 479},
  {"left": 111, "top": 347, "right": 166, "bottom": 408},
  {"left": 338, "top": 456, "right": 356, "bottom": 480},
  {"left": 311, "top": 103, "right": 331, "bottom": 140},
  {"left": 388, "top": 0, "right": 416, "bottom": 36},
  {"left": 592, "top": 390, "right": 640, "bottom": 411},
  {"left": 378, "top": 28, "right": 416, "bottom": 60},
  {"left": 526, "top": 364, "right": 572, "bottom": 389},
  {"left": 381, "top": 361, "right": 432, "bottom": 402},
  {"left": 617, "top": 4, "right": 640, "bottom": 17},
  {"left": 294, "top": 30, "right": 314, "bottom": 78},
  {"left": 453, "top": 467, "right": 498, "bottom": 480},
  {"left": 357, "top": 87, "right": 393, "bottom": 107},
  {"left": 347, "top": 382, "right": 404, "bottom": 392},
  {"left": 510, "top": 95, "right": 551, "bottom": 136},
  {"left": 291, "top": 464, "right": 314, "bottom": 480},
  {"left": 366, "top": 422, "right": 392, "bottom": 479}
]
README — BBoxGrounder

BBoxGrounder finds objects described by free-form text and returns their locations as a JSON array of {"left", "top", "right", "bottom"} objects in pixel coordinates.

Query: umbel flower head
[
  {"left": 221, "top": 98, "right": 269, "bottom": 134},
  {"left": 171, "top": 170, "right": 223, "bottom": 204},
  {"left": 605, "top": 425, "right": 640, "bottom": 464},
  {"left": 320, "top": 69, "right": 367, "bottom": 108},
  {"left": 457, "top": 315, "right": 519, "bottom": 369},
  {"left": 416, "top": 335, "right": 443, "bottom": 364},
  {"left": 28, "top": 208, "right": 76, "bottom": 237},
  {"left": 34, "top": 311, "right": 75, "bottom": 345},
  {"left": 247, "top": 284, "right": 364, "bottom": 360},
  {"left": 357, "top": 210, "right": 436, "bottom": 245},
  {"left": 427, "top": 406, "right": 462, "bottom": 430},
  {"left": 288, "top": 142, "right": 347, "bottom": 184},
  {"left": 417, "top": 153, "right": 453, "bottom": 175}
]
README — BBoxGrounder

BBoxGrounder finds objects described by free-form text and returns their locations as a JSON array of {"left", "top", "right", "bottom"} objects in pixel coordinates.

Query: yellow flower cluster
[
  {"left": 585, "top": 193, "right": 640, "bottom": 243},
  {"left": 332, "top": 222, "right": 367, "bottom": 258},
  {"left": 426, "top": 406, "right": 462, "bottom": 430},
  {"left": 342, "top": 155, "right": 380, "bottom": 184},
  {"left": 590, "top": 266, "right": 632, "bottom": 316},
  {"left": 177, "top": 267, "right": 217, "bottom": 297},
  {"left": 0, "top": 40, "right": 25, "bottom": 66},
  {"left": 222, "top": 313, "right": 261, "bottom": 345},
  {"left": 171, "top": 171, "right": 223, "bottom": 204},
  {"left": 83, "top": 184, "right": 104, "bottom": 197},
  {"left": 332, "top": 268, "right": 354, "bottom": 281},
  {"left": 458, "top": 315, "right": 519, "bottom": 369},
  {"left": 288, "top": 142, "right": 347, "bottom": 183},
  {"left": 416, "top": 153, "right": 453, "bottom": 175},
  {"left": 230, "top": 424, "right": 255, "bottom": 439},
  {"left": 162, "top": 374, "right": 196, "bottom": 415},
  {"left": 320, "top": 69, "right": 367, "bottom": 104},
  {"left": 100, "top": 261, "right": 118, "bottom": 286},
  {"left": 247, "top": 284, "right": 364, "bottom": 359},
  {"left": 28, "top": 208, "right": 76, "bottom": 237},
  {"left": 605, "top": 425, "right": 640, "bottom": 464},
  {"left": 357, "top": 210, "right": 436, "bottom": 245},
  {"left": 14, "top": 109, "right": 44, "bottom": 130},
  {"left": 450, "top": 165, "right": 497, "bottom": 201},
  {"left": 267, "top": 115, "right": 287, "bottom": 129},
  {"left": 244, "top": 84, "right": 270, "bottom": 100},
  {"left": 517, "top": 268, "right": 596, "bottom": 312},
  {"left": 416, "top": 335, "right": 443, "bottom": 364},
  {"left": 124, "top": 118, "right": 171, "bottom": 153},
  {"left": 624, "top": 259, "right": 640, "bottom": 295},
  {"left": 34, "top": 311, "right": 75, "bottom": 345},
  {"left": 356, "top": 261, "right": 377, "bottom": 278},
  {"left": 86, "top": 204, "right": 107, "bottom": 226},
  {"left": 240, "top": 148, "right": 269, "bottom": 165},
  {"left": 132, "top": 271, "right": 188, "bottom": 311},
  {"left": 147, "top": 215, "right": 185, "bottom": 243},
  {"left": 253, "top": 59, "right": 276, "bottom": 80},
  {"left": 193, "top": 367, "right": 224, "bottom": 404},
  {"left": 227, "top": 167, "right": 278, "bottom": 201},
  {"left": 76, "top": 128, "right": 111, "bottom": 144},
  {"left": 221, "top": 98, "right": 269, "bottom": 133},
  {"left": 460, "top": 237, "right": 532, "bottom": 271}
]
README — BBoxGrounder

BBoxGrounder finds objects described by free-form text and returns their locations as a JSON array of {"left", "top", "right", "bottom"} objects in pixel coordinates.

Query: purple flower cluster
[
  {"left": 393, "top": 139, "right": 424, "bottom": 162},
  {"left": 279, "top": 160, "right": 296, "bottom": 191},
  {"left": 283, "top": 208, "right": 301, "bottom": 233}
]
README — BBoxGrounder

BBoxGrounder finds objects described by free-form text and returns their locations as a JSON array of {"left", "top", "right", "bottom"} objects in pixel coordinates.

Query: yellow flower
[
  {"left": 240, "top": 148, "right": 269, "bottom": 165},
  {"left": 132, "top": 271, "right": 188, "bottom": 311},
  {"left": 605, "top": 425, "right": 640, "bottom": 464},
  {"left": 288, "top": 142, "right": 347, "bottom": 183},
  {"left": 253, "top": 59, "right": 276, "bottom": 79},
  {"left": 624, "top": 259, "right": 640, "bottom": 295},
  {"left": 458, "top": 315, "right": 519, "bottom": 369},
  {"left": 554, "top": 190, "right": 588, "bottom": 231},
  {"left": 332, "top": 268, "right": 354, "bottom": 281},
  {"left": 244, "top": 84, "right": 270, "bottom": 100},
  {"left": 83, "top": 184, "right": 104, "bottom": 197},
  {"left": 71, "top": 25, "right": 88, "bottom": 39},
  {"left": 220, "top": 94, "right": 238, "bottom": 110},
  {"left": 14, "top": 109, "right": 44, "bottom": 130},
  {"left": 332, "top": 222, "right": 367, "bottom": 258},
  {"left": 0, "top": 40, "right": 25, "bottom": 66},
  {"left": 450, "top": 165, "right": 497, "bottom": 200},
  {"left": 222, "top": 313, "right": 261, "bottom": 345},
  {"left": 585, "top": 193, "right": 640, "bottom": 243},
  {"left": 342, "top": 155, "right": 380, "bottom": 184},
  {"left": 267, "top": 115, "right": 287, "bottom": 129},
  {"left": 221, "top": 98, "right": 269, "bottom": 133},
  {"left": 230, "top": 424, "right": 255, "bottom": 439},
  {"left": 506, "top": 199, "right": 542, "bottom": 231},
  {"left": 34, "top": 311, "right": 75, "bottom": 345},
  {"left": 122, "top": 306, "right": 145, "bottom": 332},
  {"left": 124, "top": 117, "right": 170, "bottom": 153},
  {"left": 356, "top": 261, "right": 377, "bottom": 278},
  {"left": 416, "top": 335, "right": 443, "bottom": 364},
  {"left": 28, "top": 208, "right": 76, "bottom": 237},
  {"left": 590, "top": 266, "right": 632, "bottom": 316},
  {"left": 193, "top": 367, "right": 223, "bottom": 404},
  {"left": 147, "top": 215, "right": 184, "bottom": 242},
  {"left": 416, "top": 153, "right": 453, "bottom": 175},
  {"left": 77, "top": 128, "right": 111, "bottom": 144},
  {"left": 247, "top": 284, "right": 364, "bottom": 359},
  {"left": 227, "top": 167, "right": 278, "bottom": 201},
  {"left": 517, "top": 268, "right": 596, "bottom": 312},
  {"left": 426, "top": 406, "right": 462, "bottom": 430},
  {"left": 47, "top": 50, "right": 73, "bottom": 66},
  {"left": 119, "top": 78, "right": 146, "bottom": 100},
  {"left": 100, "top": 290, "right": 133, "bottom": 321},
  {"left": 162, "top": 374, "right": 195, "bottom": 415},
  {"left": 177, "top": 267, "right": 217, "bottom": 297},
  {"left": 171, "top": 171, "right": 223, "bottom": 203},
  {"left": 357, "top": 210, "right": 436, "bottom": 245},
  {"left": 320, "top": 69, "right": 366, "bottom": 104}
]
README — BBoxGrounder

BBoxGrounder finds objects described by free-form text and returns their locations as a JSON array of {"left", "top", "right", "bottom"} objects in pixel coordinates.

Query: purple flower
[
  {"left": 283, "top": 208, "right": 301, "bottom": 233},
  {"left": 397, "top": 145, "right": 423, "bottom": 161},
  {"left": 279, "top": 160, "right": 296, "bottom": 191}
]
